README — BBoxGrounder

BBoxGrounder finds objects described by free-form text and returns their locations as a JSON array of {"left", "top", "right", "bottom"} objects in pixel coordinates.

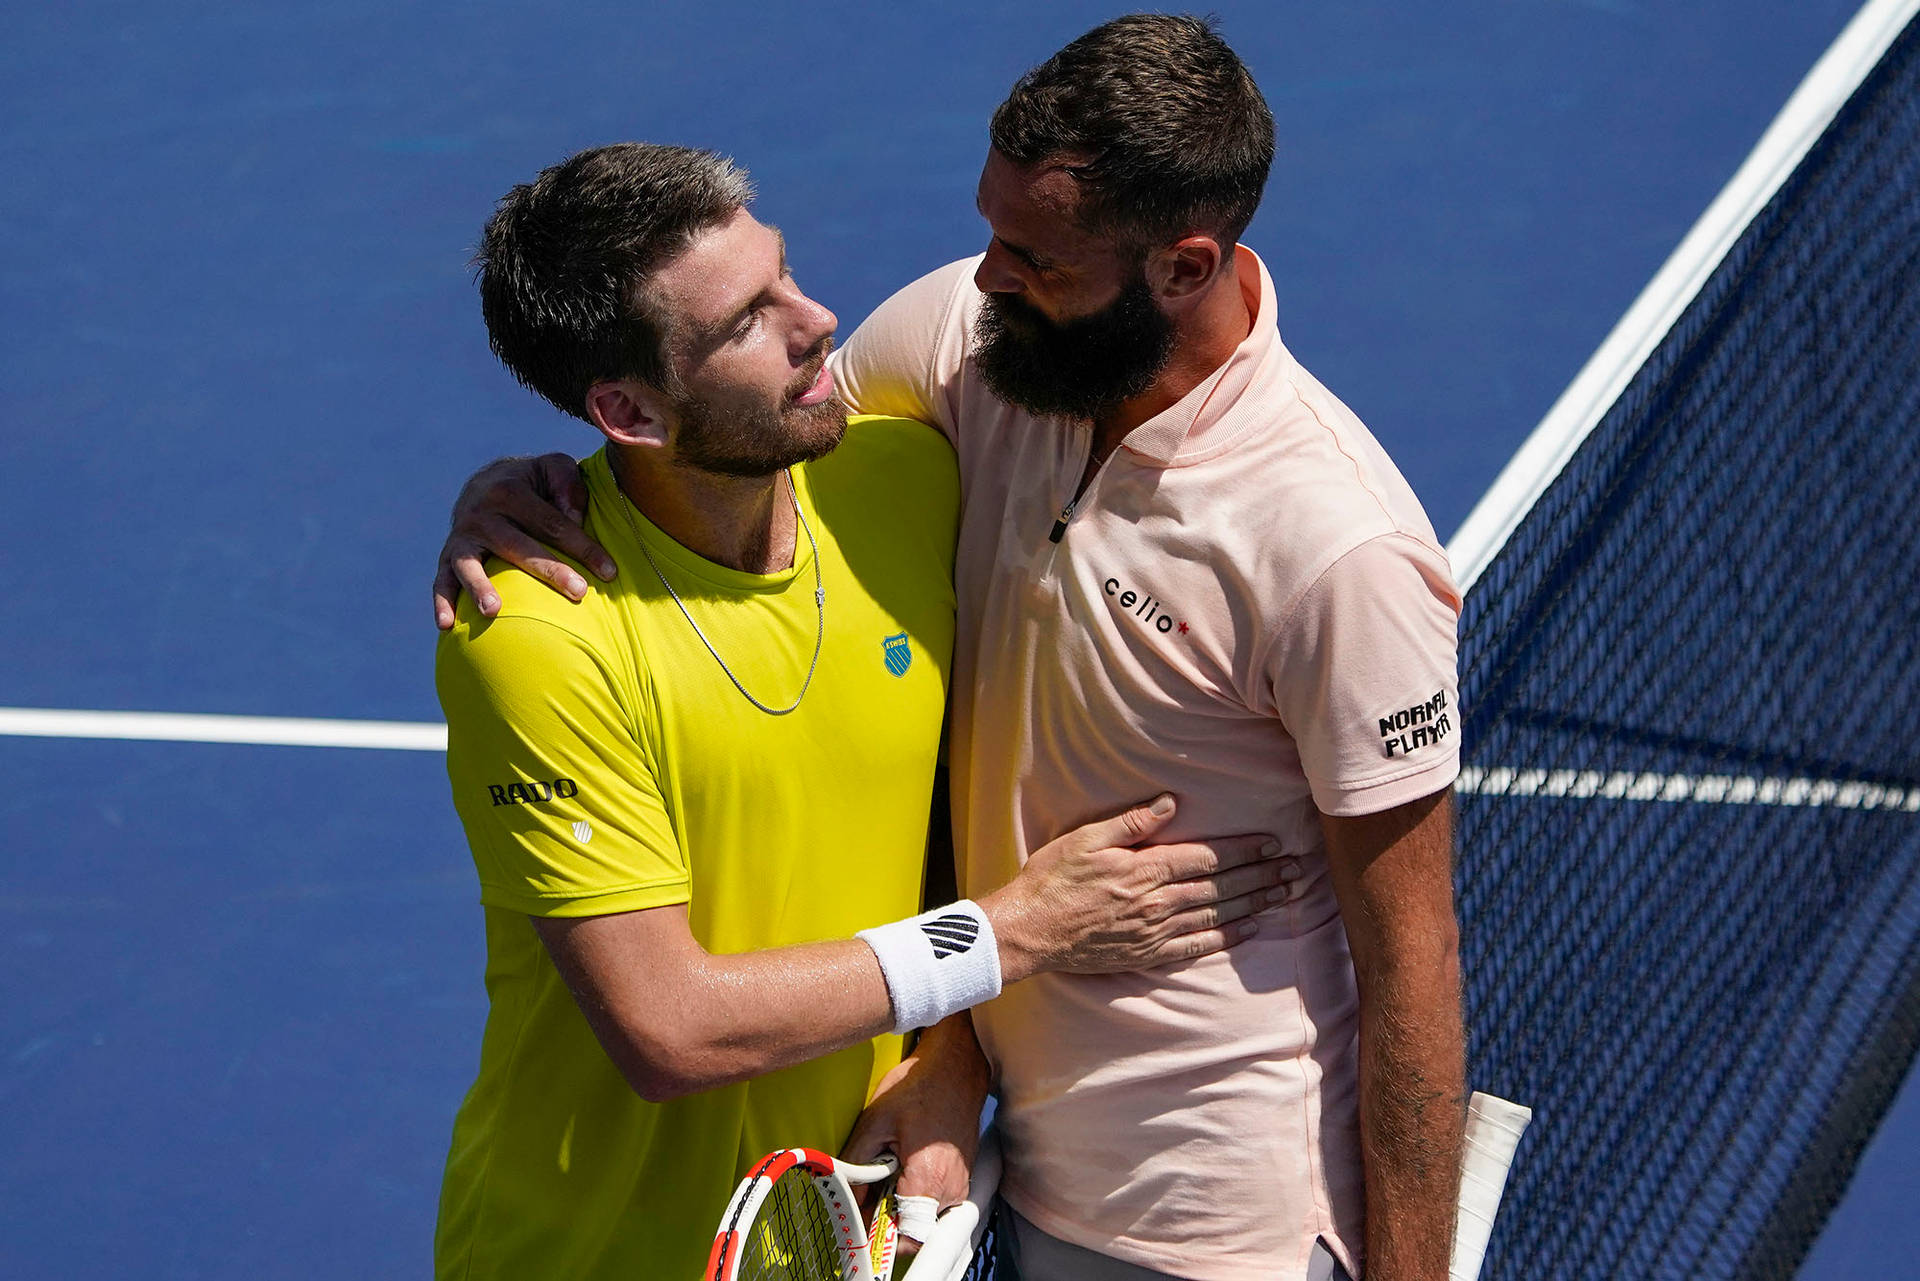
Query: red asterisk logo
[{"left": 1178, "top": 621, "right": 1189, "bottom": 634}]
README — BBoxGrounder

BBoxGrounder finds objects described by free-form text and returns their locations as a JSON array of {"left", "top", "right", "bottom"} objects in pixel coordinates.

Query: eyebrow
[{"left": 974, "top": 195, "right": 1050, "bottom": 270}]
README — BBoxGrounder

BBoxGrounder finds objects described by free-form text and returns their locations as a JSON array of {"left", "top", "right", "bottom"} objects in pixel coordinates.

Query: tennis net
[{"left": 1452, "top": 2, "right": 1920, "bottom": 1276}]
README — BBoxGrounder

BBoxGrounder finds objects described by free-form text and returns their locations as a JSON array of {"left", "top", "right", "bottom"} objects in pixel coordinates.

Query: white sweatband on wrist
[
  {"left": 856, "top": 900, "right": 1001, "bottom": 1034},
  {"left": 894, "top": 1194, "right": 941, "bottom": 1244}
]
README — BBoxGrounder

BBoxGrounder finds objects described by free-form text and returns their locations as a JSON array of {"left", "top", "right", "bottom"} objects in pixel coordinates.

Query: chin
[{"left": 791, "top": 398, "right": 849, "bottom": 454}]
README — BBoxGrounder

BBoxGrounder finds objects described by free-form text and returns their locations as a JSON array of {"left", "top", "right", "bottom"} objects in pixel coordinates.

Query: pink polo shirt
[{"left": 832, "top": 248, "right": 1460, "bottom": 1280}]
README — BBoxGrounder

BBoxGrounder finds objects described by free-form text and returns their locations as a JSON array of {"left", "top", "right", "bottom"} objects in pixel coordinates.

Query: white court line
[
  {"left": 7, "top": 705, "right": 1913, "bottom": 815},
  {"left": 1446, "top": 0, "right": 1920, "bottom": 593},
  {"left": 1459, "top": 766, "right": 1920, "bottom": 812},
  {"left": 0, "top": 707, "right": 446, "bottom": 752}
]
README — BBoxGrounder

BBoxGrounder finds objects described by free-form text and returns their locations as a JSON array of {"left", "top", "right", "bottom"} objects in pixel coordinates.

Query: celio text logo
[
  {"left": 1103, "top": 575, "right": 1186, "bottom": 636},
  {"left": 488, "top": 778, "right": 579, "bottom": 806}
]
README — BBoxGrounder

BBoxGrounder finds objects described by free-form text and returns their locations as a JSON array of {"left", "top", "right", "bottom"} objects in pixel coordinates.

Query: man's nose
[
  {"left": 973, "top": 242, "right": 1025, "bottom": 297},
  {"left": 793, "top": 291, "right": 837, "bottom": 353}
]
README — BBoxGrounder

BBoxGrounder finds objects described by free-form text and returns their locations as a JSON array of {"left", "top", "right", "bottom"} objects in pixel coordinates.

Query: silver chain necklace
[{"left": 618, "top": 471, "right": 824, "bottom": 716}]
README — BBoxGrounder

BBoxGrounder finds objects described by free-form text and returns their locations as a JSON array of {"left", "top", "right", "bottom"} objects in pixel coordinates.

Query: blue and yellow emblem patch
[{"left": 882, "top": 632, "right": 912, "bottom": 678}]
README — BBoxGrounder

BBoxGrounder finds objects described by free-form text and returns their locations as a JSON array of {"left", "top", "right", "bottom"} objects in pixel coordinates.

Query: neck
[
  {"left": 607, "top": 447, "right": 797, "bottom": 574},
  {"left": 1091, "top": 249, "right": 1254, "bottom": 458}
]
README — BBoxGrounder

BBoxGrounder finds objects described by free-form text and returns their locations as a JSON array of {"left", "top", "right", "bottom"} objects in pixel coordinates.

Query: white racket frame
[{"left": 706, "top": 1147, "right": 899, "bottom": 1281}]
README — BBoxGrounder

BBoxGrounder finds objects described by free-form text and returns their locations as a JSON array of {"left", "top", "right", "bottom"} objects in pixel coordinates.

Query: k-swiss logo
[
  {"left": 882, "top": 632, "right": 912, "bottom": 677},
  {"left": 1102, "top": 575, "right": 1186, "bottom": 636},
  {"left": 487, "top": 777, "right": 579, "bottom": 806},
  {"left": 920, "top": 912, "right": 980, "bottom": 959},
  {"left": 1379, "top": 690, "right": 1454, "bottom": 758},
  {"left": 571, "top": 820, "right": 593, "bottom": 844}
]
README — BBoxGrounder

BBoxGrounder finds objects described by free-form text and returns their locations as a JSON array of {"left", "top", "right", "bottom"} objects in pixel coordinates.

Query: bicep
[
  {"left": 533, "top": 904, "right": 704, "bottom": 1033},
  {"left": 530, "top": 905, "right": 717, "bottom": 1101}
]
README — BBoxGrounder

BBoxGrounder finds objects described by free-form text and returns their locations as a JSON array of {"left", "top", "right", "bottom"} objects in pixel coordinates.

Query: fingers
[
  {"left": 1148, "top": 833, "right": 1288, "bottom": 882},
  {"left": 471, "top": 515, "right": 591, "bottom": 601},
  {"left": 545, "top": 524, "right": 616, "bottom": 585},
  {"left": 448, "top": 539, "right": 501, "bottom": 618},
  {"left": 895, "top": 1145, "right": 971, "bottom": 1212},
  {"left": 893, "top": 1194, "right": 942, "bottom": 1250},
  {"left": 1157, "top": 856, "right": 1300, "bottom": 914},
  {"left": 840, "top": 1117, "right": 895, "bottom": 1167},
  {"left": 1142, "top": 919, "right": 1261, "bottom": 966},
  {"left": 516, "top": 461, "right": 616, "bottom": 581},
  {"left": 1156, "top": 883, "right": 1282, "bottom": 938},
  {"left": 1067, "top": 794, "right": 1178, "bottom": 852},
  {"left": 533, "top": 453, "right": 588, "bottom": 525},
  {"left": 433, "top": 561, "right": 460, "bottom": 630}
]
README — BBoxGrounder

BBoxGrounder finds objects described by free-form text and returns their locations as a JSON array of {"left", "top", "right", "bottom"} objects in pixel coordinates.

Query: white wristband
[{"left": 856, "top": 900, "right": 1002, "bottom": 1034}]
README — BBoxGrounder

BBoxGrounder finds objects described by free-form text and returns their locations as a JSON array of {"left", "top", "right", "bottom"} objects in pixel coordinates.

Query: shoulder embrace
[
  {"left": 824, "top": 413, "right": 958, "bottom": 489},
  {"left": 440, "top": 561, "right": 617, "bottom": 658}
]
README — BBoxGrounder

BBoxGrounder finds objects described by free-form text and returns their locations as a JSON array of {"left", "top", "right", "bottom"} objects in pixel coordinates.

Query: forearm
[
  {"left": 546, "top": 902, "right": 1013, "bottom": 1102},
  {"left": 1320, "top": 790, "right": 1465, "bottom": 1280},
  {"left": 1354, "top": 940, "right": 1466, "bottom": 1279},
  {"left": 640, "top": 938, "right": 898, "bottom": 1097},
  {"left": 537, "top": 915, "right": 897, "bottom": 1102},
  {"left": 692, "top": 948, "right": 999, "bottom": 1092}
]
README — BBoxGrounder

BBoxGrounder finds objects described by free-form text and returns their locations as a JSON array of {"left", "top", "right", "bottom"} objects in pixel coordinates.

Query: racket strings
[{"left": 737, "top": 1169, "right": 842, "bottom": 1281}]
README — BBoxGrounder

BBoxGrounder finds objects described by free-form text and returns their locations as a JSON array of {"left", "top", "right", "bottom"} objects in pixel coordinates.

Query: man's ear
[
  {"left": 1147, "top": 234, "right": 1226, "bottom": 303},
  {"left": 584, "top": 380, "right": 672, "bottom": 449}
]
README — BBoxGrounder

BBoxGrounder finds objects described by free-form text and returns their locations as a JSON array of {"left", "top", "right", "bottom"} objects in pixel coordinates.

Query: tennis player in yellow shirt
[{"left": 433, "top": 141, "right": 1293, "bottom": 1280}]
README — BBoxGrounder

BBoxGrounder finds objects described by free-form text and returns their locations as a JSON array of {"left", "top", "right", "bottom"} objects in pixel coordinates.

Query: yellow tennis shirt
[{"left": 433, "top": 416, "right": 958, "bottom": 1281}]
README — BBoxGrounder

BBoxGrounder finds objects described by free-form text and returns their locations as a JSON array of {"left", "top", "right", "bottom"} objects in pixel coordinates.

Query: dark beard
[{"left": 973, "top": 269, "right": 1175, "bottom": 420}]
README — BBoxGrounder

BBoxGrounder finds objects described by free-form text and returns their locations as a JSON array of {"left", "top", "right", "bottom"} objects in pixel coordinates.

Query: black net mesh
[
  {"left": 1459, "top": 13, "right": 1920, "bottom": 1279},
  {"left": 734, "top": 1170, "right": 843, "bottom": 1281}
]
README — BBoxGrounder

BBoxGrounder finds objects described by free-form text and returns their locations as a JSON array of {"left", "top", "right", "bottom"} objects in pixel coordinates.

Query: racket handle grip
[{"left": 1450, "top": 1092, "right": 1533, "bottom": 1281}]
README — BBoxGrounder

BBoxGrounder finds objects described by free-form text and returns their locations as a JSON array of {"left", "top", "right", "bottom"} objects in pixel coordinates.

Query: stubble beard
[
  {"left": 673, "top": 396, "right": 847, "bottom": 478},
  {"left": 672, "top": 345, "right": 849, "bottom": 478}
]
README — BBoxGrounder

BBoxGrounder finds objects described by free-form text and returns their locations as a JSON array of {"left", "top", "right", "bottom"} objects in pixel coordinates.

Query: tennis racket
[
  {"left": 705, "top": 1147, "right": 900, "bottom": 1281},
  {"left": 705, "top": 1130, "right": 1002, "bottom": 1281}
]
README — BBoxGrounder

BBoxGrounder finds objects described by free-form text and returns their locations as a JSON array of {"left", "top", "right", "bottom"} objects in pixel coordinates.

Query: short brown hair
[
  {"left": 989, "top": 14, "right": 1274, "bottom": 250},
  {"left": 474, "top": 143, "right": 753, "bottom": 420}
]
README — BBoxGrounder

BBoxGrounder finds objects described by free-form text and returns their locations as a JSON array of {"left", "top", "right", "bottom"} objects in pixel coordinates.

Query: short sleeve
[
  {"left": 829, "top": 258, "right": 978, "bottom": 442},
  {"left": 1262, "top": 533, "right": 1462, "bottom": 817},
  {"left": 436, "top": 607, "right": 689, "bottom": 917}
]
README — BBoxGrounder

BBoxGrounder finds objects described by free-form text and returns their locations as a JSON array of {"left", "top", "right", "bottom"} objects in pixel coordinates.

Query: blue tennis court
[{"left": 5, "top": 2, "right": 1915, "bottom": 1276}]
